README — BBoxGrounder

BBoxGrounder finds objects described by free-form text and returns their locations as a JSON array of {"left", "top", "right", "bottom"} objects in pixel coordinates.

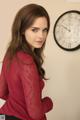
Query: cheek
[
  {"left": 44, "top": 33, "right": 48, "bottom": 39},
  {"left": 25, "top": 35, "right": 30, "bottom": 41},
  {"left": 44, "top": 32, "right": 48, "bottom": 36},
  {"left": 25, "top": 34, "right": 35, "bottom": 45},
  {"left": 24, "top": 32, "right": 32, "bottom": 41}
]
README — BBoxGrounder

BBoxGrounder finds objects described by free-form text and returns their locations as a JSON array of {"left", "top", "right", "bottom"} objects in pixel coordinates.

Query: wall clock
[{"left": 53, "top": 10, "right": 80, "bottom": 51}]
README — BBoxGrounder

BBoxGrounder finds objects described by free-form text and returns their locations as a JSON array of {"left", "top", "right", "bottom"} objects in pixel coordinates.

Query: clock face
[{"left": 53, "top": 10, "right": 80, "bottom": 51}]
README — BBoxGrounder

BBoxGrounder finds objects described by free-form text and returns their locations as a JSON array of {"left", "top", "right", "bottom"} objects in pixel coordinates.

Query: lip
[
  {"left": 36, "top": 41, "right": 43, "bottom": 42},
  {"left": 35, "top": 41, "right": 43, "bottom": 45},
  {"left": 37, "top": 41, "right": 43, "bottom": 44}
]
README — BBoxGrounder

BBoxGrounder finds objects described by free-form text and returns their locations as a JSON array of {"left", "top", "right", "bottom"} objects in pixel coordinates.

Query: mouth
[
  {"left": 36, "top": 41, "right": 43, "bottom": 43},
  {"left": 36, "top": 41, "right": 44, "bottom": 46},
  {"left": 34, "top": 41, "right": 44, "bottom": 48}
]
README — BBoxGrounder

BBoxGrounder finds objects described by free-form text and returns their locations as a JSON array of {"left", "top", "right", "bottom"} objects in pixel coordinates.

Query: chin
[
  {"left": 33, "top": 43, "right": 43, "bottom": 49},
  {"left": 35, "top": 45, "right": 42, "bottom": 48}
]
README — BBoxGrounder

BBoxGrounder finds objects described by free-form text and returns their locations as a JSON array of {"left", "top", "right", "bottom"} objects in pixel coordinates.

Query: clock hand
[{"left": 61, "top": 24, "right": 71, "bottom": 32}]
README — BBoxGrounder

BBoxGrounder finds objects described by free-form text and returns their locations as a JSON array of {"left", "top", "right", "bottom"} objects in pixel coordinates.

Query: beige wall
[{"left": 0, "top": 0, "right": 80, "bottom": 120}]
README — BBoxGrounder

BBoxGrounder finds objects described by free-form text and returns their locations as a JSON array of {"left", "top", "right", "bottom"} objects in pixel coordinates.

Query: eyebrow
[{"left": 31, "top": 27, "right": 48, "bottom": 30}]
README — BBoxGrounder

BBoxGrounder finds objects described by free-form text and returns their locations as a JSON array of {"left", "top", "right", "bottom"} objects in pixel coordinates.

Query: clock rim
[{"left": 53, "top": 10, "right": 80, "bottom": 51}]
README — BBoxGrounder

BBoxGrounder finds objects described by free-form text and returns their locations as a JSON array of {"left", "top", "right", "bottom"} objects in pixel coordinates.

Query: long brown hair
[{"left": 6, "top": 4, "right": 50, "bottom": 80}]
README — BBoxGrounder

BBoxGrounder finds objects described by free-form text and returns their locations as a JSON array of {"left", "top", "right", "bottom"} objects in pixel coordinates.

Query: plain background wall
[{"left": 0, "top": 0, "right": 80, "bottom": 120}]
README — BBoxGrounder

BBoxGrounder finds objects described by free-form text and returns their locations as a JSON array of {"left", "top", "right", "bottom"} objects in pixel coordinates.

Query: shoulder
[{"left": 16, "top": 51, "right": 34, "bottom": 65}]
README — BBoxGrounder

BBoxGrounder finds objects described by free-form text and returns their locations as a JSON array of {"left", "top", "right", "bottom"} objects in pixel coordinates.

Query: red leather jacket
[{"left": 0, "top": 51, "right": 53, "bottom": 120}]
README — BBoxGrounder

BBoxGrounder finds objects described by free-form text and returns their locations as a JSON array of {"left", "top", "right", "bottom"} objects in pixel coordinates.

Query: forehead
[{"left": 31, "top": 17, "right": 48, "bottom": 28}]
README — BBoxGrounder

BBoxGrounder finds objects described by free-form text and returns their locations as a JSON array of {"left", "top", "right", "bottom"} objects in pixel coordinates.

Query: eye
[
  {"left": 32, "top": 28, "right": 38, "bottom": 32},
  {"left": 43, "top": 28, "right": 48, "bottom": 33}
]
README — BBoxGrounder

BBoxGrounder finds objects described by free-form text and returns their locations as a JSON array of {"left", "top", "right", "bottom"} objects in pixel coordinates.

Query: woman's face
[{"left": 24, "top": 17, "right": 48, "bottom": 50}]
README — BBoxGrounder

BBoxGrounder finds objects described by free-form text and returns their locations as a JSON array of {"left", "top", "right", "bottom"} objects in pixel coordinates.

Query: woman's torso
[{"left": 0, "top": 51, "right": 46, "bottom": 120}]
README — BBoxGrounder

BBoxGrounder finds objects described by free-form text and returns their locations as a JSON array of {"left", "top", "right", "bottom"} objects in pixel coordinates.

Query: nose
[{"left": 38, "top": 31, "right": 44, "bottom": 38}]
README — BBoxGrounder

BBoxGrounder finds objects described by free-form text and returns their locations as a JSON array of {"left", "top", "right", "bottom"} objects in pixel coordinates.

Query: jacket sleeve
[
  {"left": 41, "top": 96, "right": 53, "bottom": 113},
  {"left": 0, "top": 60, "right": 9, "bottom": 100},
  {"left": 40, "top": 80, "right": 53, "bottom": 113},
  {"left": 18, "top": 52, "right": 53, "bottom": 119},
  {"left": 19, "top": 54, "right": 45, "bottom": 120}
]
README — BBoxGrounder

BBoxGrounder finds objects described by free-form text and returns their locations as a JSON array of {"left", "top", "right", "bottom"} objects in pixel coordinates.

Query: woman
[{"left": 0, "top": 3, "right": 53, "bottom": 120}]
